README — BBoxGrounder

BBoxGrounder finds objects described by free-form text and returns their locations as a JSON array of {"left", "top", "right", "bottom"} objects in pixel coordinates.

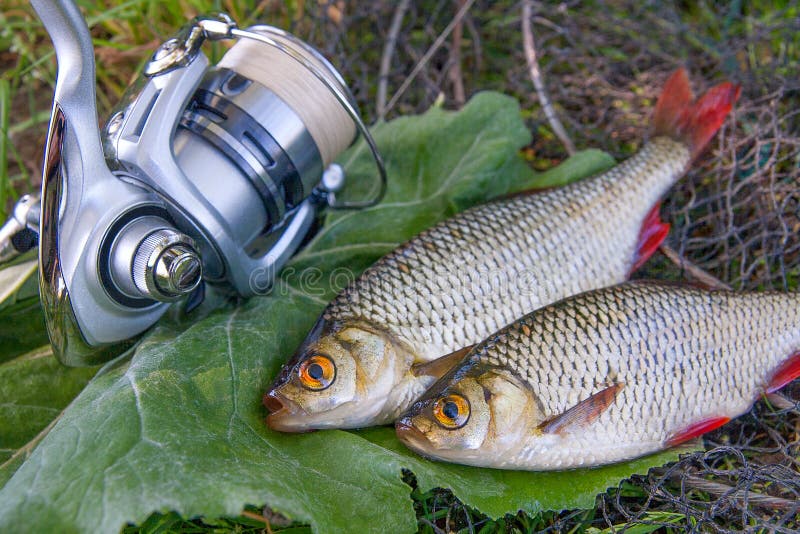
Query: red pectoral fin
[
  {"left": 629, "top": 203, "right": 670, "bottom": 275},
  {"left": 766, "top": 351, "right": 800, "bottom": 393},
  {"left": 538, "top": 383, "right": 624, "bottom": 435},
  {"left": 666, "top": 417, "right": 730, "bottom": 447}
]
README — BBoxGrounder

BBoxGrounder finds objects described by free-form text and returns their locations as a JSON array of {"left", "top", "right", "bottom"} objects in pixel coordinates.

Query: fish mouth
[
  {"left": 263, "top": 390, "right": 286, "bottom": 413},
  {"left": 395, "top": 420, "right": 432, "bottom": 452},
  {"left": 263, "top": 391, "right": 315, "bottom": 433}
]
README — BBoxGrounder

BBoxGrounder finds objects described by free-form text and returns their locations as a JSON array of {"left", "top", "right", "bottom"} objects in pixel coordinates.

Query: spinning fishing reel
[{"left": 0, "top": 0, "right": 386, "bottom": 366}]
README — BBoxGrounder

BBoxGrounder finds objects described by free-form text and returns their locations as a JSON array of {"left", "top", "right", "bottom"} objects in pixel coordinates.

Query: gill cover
[{"left": 396, "top": 364, "right": 543, "bottom": 465}]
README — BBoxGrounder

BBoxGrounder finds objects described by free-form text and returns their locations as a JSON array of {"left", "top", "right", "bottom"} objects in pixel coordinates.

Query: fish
[
  {"left": 264, "top": 69, "right": 740, "bottom": 432},
  {"left": 395, "top": 282, "right": 800, "bottom": 470}
]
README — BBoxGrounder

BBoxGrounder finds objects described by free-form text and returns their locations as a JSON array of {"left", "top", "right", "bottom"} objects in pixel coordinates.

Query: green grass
[
  {"left": 121, "top": 508, "right": 311, "bottom": 534},
  {"left": 0, "top": 78, "right": 10, "bottom": 213}
]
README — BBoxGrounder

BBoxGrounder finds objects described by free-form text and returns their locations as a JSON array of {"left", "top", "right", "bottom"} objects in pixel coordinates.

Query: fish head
[
  {"left": 265, "top": 318, "right": 411, "bottom": 431},
  {"left": 396, "top": 363, "right": 543, "bottom": 465}
]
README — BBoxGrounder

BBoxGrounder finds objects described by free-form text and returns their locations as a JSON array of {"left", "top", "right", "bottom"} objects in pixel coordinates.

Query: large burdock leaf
[
  {"left": 0, "top": 297, "right": 50, "bottom": 363},
  {"left": 0, "top": 257, "right": 50, "bottom": 363},
  {"left": 0, "top": 347, "right": 97, "bottom": 482},
  {"left": 0, "top": 93, "right": 684, "bottom": 533},
  {"left": 0, "top": 259, "right": 37, "bottom": 307}
]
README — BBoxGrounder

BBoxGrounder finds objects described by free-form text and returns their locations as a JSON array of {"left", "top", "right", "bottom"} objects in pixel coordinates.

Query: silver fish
[
  {"left": 396, "top": 282, "right": 800, "bottom": 470},
  {"left": 265, "top": 70, "right": 740, "bottom": 431}
]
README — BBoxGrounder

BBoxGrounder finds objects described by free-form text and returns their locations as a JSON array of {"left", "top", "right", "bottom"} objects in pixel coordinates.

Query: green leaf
[
  {"left": 0, "top": 92, "right": 692, "bottom": 533},
  {"left": 0, "top": 258, "right": 38, "bottom": 307},
  {"left": 0, "top": 256, "right": 50, "bottom": 363},
  {"left": 0, "top": 297, "right": 50, "bottom": 364},
  {"left": 0, "top": 347, "right": 97, "bottom": 481},
  {"left": 515, "top": 148, "right": 616, "bottom": 190}
]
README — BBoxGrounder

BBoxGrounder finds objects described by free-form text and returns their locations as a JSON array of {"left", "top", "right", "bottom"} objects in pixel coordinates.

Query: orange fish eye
[
  {"left": 432, "top": 394, "right": 470, "bottom": 429},
  {"left": 297, "top": 354, "right": 336, "bottom": 391}
]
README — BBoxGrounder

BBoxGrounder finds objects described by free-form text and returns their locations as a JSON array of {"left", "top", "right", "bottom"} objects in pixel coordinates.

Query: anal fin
[
  {"left": 411, "top": 345, "right": 475, "bottom": 378},
  {"left": 630, "top": 203, "right": 670, "bottom": 275},
  {"left": 666, "top": 417, "right": 730, "bottom": 447},
  {"left": 766, "top": 351, "right": 800, "bottom": 393},
  {"left": 538, "top": 383, "right": 624, "bottom": 435}
]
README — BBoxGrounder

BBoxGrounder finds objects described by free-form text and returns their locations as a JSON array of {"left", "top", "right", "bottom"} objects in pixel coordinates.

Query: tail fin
[{"left": 652, "top": 68, "right": 741, "bottom": 160}]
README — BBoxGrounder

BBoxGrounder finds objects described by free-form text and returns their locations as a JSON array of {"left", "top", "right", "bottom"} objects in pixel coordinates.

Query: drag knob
[{"left": 132, "top": 229, "right": 203, "bottom": 301}]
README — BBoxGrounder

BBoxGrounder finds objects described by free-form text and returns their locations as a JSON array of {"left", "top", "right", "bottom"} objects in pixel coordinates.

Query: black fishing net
[
  {"left": 289, "top": 0, "right": 800, "bottom": 288},
  {"left": 283, "top": 1, "right": 800, "bottom": 531}
]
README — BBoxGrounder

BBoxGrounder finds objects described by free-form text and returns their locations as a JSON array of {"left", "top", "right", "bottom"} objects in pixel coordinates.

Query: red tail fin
[{"left": 652, "top": 68, "right": 741, "bottom": 160}]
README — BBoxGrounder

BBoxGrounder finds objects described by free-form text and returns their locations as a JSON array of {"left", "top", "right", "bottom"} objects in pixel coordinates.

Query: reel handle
[
  {"left": 31, "top": 0, "right": 107, "bottom": 191},
  {"left": 30, "top": 0, "right": 180, "bottom": 365}
]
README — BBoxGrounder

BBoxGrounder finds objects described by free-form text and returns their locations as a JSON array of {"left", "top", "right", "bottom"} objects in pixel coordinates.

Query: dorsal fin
[
  {"left": 411, "top": 345, "right": 475, "bottom": 378},
  {"left": 538, "top": 383, "right": 624, "bottom": 435}
]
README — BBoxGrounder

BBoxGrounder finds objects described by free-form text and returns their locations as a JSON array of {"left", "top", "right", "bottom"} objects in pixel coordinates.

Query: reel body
[{"left": 4, "top": 1, "right": 385, "bottom": 365}]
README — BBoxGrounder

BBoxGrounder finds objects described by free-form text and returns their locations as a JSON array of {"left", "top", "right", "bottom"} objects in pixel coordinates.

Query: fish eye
[
  {"left": 432, "top": 393, "right": 470, "bottom": 429},
  {"left": 298, "top": 354, "right": 336, "bottom": 391}
]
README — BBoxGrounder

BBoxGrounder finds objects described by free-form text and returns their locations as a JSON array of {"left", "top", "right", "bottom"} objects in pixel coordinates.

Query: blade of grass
[
  {"left": 8, "top": 109, "right": 51, "bottom": 135},
  {"left": 5, "top": 133, "right": 32, "bottom": 191},
  {"left": 0, "top": 78, "right": 10, "bottom": 219}
]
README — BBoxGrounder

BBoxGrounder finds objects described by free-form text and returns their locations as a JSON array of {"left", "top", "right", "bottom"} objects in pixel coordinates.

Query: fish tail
[{"left": 652, "top": 68, "right": 741, "bottom": 160}]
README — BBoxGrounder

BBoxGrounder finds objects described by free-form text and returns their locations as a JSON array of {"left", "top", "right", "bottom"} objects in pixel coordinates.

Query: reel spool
[
  {"left": 165, "top": 25, "right": 360, "bottom": 265},
  {"left": 217, "top": 28, "right": 357, "bottom": 170},
  {"left": 5, "top": 2, "right": 386, "bottom": 366}
]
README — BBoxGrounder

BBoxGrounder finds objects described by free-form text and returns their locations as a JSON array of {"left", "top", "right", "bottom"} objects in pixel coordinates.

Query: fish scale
[
  {"left": 266, "top": 70, "right": 740, "bottom": 432},
  {"left": 324, "top": 138, "right": 688, "bottom": 363},
  {"left": 464, "top": 283, "right": 800, "bottom": 469}
]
